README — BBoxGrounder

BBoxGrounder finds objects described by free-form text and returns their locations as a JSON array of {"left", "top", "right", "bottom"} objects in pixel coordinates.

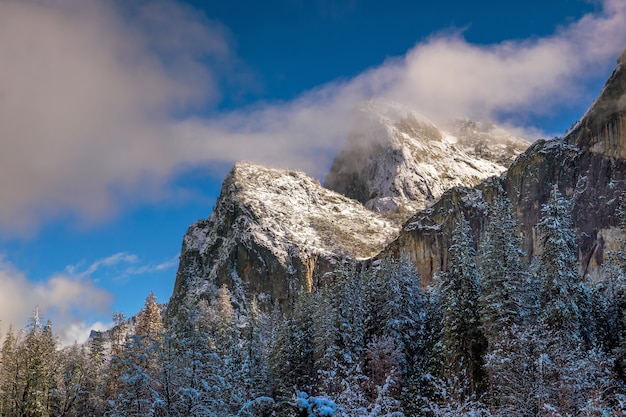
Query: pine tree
[
  {"left": 104, "top": 311, "right": 128, "bottom": 404},
  {"left": 312, "top": 262, "right": 370, "bottom": 415},
  {"left": 437, "top": 215, "right": 486, "bottom": 400},
  {"left": 83, "top": 331, "right": 107, "bottom": 416},
  {"left": 535, "top": 185, "right": 582, "bottom": 343},
  {"left": 212, "top": 284, "right": 247, "bottom": 416},
  {"left": 597, "top": 191, "right": 626, "bottom": 380},
  {"left": 170, "top": 299, "right": 228, "bottom": 416},
  {"left": 478, "top": 194, "right": 527, "bottom": 342},
  {"left": 52, "top": 343, "right": 89, "bottom": 417},
  {"left": 110, "top": 293, "right": 164, "bottom": 417},
  {"left": 477, "top": 194, "right": 530, "bottom": 412},
  {"left": 240, "top": 296, "right": 272, "bottom": 402},
  {"left": 375, "top": 257, "right": 424, "bottom": 366},
  {"left": 0, "top": 326, "right": 19, "bottom": 417},
  {"left": 363, "top": 256, "right": 425, "bottom": 413},
  {"left": 17, "top": 313, "right": 58, "bottom": 417},
  {"left": 270, "top": 293, "right": 315, "bottom": 401},
  {"left": 532, "top": 185, "right": 602, "bottom": 415}
]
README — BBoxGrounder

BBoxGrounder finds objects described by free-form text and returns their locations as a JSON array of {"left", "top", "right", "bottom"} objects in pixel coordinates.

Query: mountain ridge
[
  {"left": 324, "top": 99, "right": 528, "bottom": 219},
  {"left": 384, "top": 50, "right": 626, "bottom": 284},
  {"left": 168, "top": 49, "right": 626, "bottom": 314},
  {"left": 167, "top": 161, "right": 399, "bottom": 316}
]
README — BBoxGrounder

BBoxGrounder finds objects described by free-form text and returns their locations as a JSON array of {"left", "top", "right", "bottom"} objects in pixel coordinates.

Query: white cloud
[
  {"left": 62, "top": 320, "right": 112, "bottom": 346},
  {"left": 0, "top": 0, "right": 625, "bottom": 233},
  {"left": 67, "top": 251, "right": 178, "bottom": 282},
  {"left": 0, "top": 250, "right": 178, "bottom": 346},
  {"left": 125, "top": 255, "right": 179, "bottom": 275},
  {"left": 84, "top": 252, "right": 139, "bottom": 275},
  {"left": 0, "top": 0, "right": 236, "bottom": 234},
  {"left": 0, "top": 258, "right": 113, "bottom": 346}
]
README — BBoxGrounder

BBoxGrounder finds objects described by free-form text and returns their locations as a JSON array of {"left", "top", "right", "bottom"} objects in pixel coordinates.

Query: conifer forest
[{"left": 2, "top": 186, "right": 626, "bottom": 416}]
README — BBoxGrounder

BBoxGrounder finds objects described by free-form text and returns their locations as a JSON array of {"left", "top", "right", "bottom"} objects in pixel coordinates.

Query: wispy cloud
[
  {"left": 66, "top": 252, "right": 139, "bottom": 276},
  {"left": 0, "top": 257, "right": 113, "bottom": 346},
  {"left": 67, "top": 252, "right": 178, "bottom": 282},
  {"left": 0, "top": 251, "right": 178, "bottom": 346},
  {"left": 125, "top": 256, "right": 180, "bottom": 275},
  {"left": 0, "top": 0, "right": 625, "bottom": 234}
]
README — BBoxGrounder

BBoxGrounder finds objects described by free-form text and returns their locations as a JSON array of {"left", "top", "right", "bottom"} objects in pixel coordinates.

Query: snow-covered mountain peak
[
  {"left": 170, "top": 161, "right": 401, "bottom": 312},
  {"left": 183, "top": 162, "right": 399, "bottom": 272},
  {"left": 443, "top": 118, "right": 531, "bottom": 166},
  {"left": 353, "top": 99, "right": 443, "bottom": 147},
  {"left": 325, "top": 101, "right": 530, "bottom": 218},
  {"left": 225, "top": 162, "right": 399, "bottom": 260}
]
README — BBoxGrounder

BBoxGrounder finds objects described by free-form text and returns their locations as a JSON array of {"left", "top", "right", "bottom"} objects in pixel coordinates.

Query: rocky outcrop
[
  {"left": 445, "top": 118, "right": 531, "bottom": 166},
  {"left": 167, "top": 49, "right": 626, "bottom": 316},
  {"left": 324, "top": 100, "right": 529, "bottom": 219},
  {"left": 384, "top": 51, "right": 626, "bottom": 285},
  {"left": 166, "top": 162, "right": 399, "bottom": 318}
]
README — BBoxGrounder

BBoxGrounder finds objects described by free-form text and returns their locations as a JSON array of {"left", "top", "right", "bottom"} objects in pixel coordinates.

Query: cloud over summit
[{"left": 1, "top": 0, "right": 626, "bottom": 233}]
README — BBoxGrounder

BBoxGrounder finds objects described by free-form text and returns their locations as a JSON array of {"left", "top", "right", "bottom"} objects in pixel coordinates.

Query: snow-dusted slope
[
  {"left": 324, "top": 100, "right": 530, "bottom": 217},
  {"left": 168, "top": 162, "right": 399, "bottom": 314},
  {"left": 445, "top": 118, "right": 530, "bottom": 166},
  {"left": 185, "top": 162, "right": 399, "bottom": 263}
]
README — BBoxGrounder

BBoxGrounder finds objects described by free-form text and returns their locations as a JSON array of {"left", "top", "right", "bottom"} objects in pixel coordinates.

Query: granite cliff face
[
  {"left": 324, "top": 100, "right": 528, "bottom": 219},
  {"left": 168, "top": 102, "right": 527, "bottom": 315},
  {"left": 385, "top": 51, "right": 626, "bottom": 284},
  {"left": 167, "top": 162, "right": 399, "bottom": 316},
  {"left": 168, "top": 49, "right": 626, "bottom": 314}
]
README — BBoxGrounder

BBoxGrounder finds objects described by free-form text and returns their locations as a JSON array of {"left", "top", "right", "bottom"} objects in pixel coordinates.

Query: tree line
[{"left": 1, "top": 184, "right": 626, "bottom": 416}]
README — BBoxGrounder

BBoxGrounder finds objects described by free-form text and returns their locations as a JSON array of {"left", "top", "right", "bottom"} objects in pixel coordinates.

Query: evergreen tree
[
  {"left": 312, "top": 261, "right": 370, "bottom": 415},
  {"left": 241, "top": 296, "right": 272, "bottom": 401},
  {"left": 531, "top": 185, "right": 609, "bottom": 415},
  {"left": 363, "top": 256, "right": 425, "bottom": 414},
  {"left": 83, "top": 331, "right": 107, "bottom": 416},
  {"left": 437, "top": 215, "right": 486, "bottom": 400},
  {"left": 597, "top": 191, "right": 626, "bottom": 380},
  {"left": 478, "top": 194, "right": 527, "bottom": 342},
  {"left": 212, "top": 284, "right": 247, "bottom": 415},
  {"left": 171, "top": 299, "right": 229, "bottom": 416},
  {"left": 104, "top": 311, "right": 128, "bottom": 404},
  {"left": 52, "top": 343, "right": 89, "bottom": 417},
  {"left": 270, "top": 294, "right": 315, "bottom": 401},
  {"left": 376, "top": 257, "right": 424, "bottom": 366},
  {"left": 19, "top": 313, "right": 58, "bottom": 417},
  {"left": 0, "top": 326, "right": 19, "bottom": 417},
  {"left": 110, "top": 293, "right": 164, "bottom": 417},
  {"left": 535, "top": 185, "right": 582, "bottom": 343},
  {"left": 477, "top": 194, "right": 529, "bottom": 412}
]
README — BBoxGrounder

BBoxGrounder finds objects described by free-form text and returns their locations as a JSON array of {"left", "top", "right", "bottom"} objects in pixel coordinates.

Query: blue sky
[{"left": 1, "top": 0, "right": 625, "bottom": 344}]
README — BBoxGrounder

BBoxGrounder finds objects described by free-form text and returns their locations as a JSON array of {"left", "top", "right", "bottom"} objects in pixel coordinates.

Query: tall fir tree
[
  {"left": 535, "top": 185, "right": 583, "bottom": 343},
  {"left": 478, "top": 194, "right": 527, "bottom": 342},
  {"left": 531, "top": 184, "right": 611, "bottom": 415},
  {"left": 477, "top": 194, "right": 530, "bottom": 413},
  {"left": 110, "top": 293, "right": 164, "bottom": 417},
  {"left": 437, "top": 214, "right": 486, "bottom": 400},
  {"left": 22, "top": 314, "right": 58, "bottom": 417},
  {"left": 0, "top": 326, "right": 19, "bottom": 417},
  {"left": 270, "top": 293, "right": 315, "bottom": 401}
]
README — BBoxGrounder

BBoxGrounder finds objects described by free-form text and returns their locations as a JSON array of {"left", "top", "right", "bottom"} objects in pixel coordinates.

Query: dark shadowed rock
[
  {"left": 383, "top": 49, "right": 626, "bottom": 285},
  {"left": 166, "top": 162, "right": 399, "bottom": 318}
]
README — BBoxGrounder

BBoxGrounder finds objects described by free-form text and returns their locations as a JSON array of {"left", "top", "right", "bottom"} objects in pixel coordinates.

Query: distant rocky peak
[
  {"left": 325, "top": 99, "right": 528, "bottom": 219},
  {"left": 352, "top": 99, "right": 442, "bottom": 144},
  {"left": 567, "top": 48, "right": 626, "bottom": 159},
  {"left": 443, "top": 118, "right": 530, "bottom": 166}
]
